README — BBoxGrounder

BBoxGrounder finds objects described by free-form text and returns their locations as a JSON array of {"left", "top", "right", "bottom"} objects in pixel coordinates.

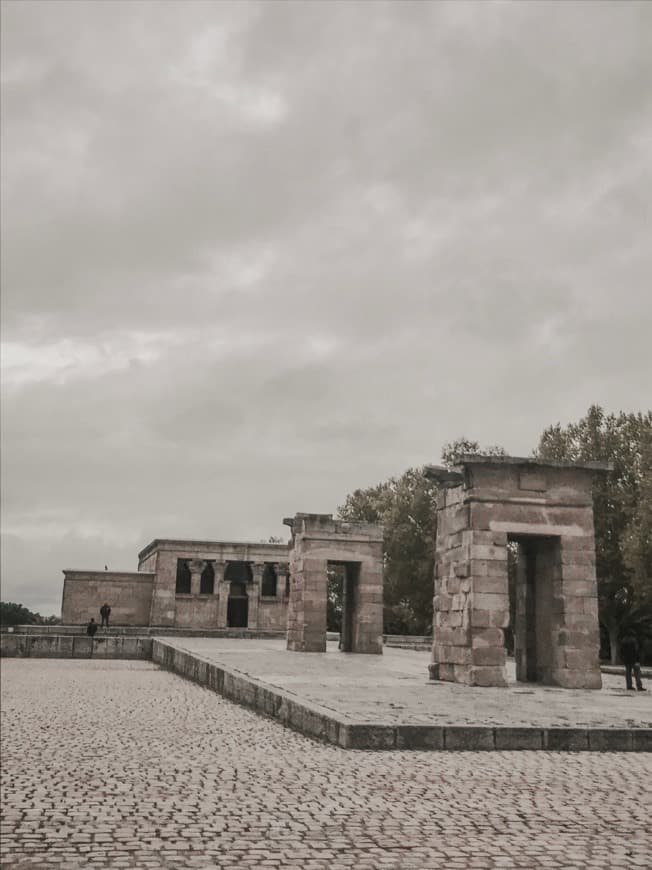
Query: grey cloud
[{"left": 2, "top": 0, "right": 651, "bottom": 614}]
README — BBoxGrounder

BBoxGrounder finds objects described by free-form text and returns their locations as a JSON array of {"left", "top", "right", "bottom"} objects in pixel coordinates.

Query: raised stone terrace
[{"left": 154, "top": 637, "right": 651, "bottom": 751}]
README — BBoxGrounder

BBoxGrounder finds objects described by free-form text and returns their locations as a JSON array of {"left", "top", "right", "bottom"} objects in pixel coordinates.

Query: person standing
[
  {"left": 99, "top": 603, "right": 111, "bottom": 628},
  {"left": 620, "top": 633, "right": 645, "bottom": 691},
  {"left": 86, "top": 618, "right": 98, "bottom": 637}
]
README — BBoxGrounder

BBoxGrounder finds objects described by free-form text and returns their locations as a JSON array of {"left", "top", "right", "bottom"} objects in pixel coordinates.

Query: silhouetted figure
[
  {"left": 86, "top": 618, "right": 98, "bottom": 637},
  {"left": 100, "top": 603, "right": 111, "bottom": 628},
  {"left": 620, "top": 633, "right": 645, "bottom": 691}
]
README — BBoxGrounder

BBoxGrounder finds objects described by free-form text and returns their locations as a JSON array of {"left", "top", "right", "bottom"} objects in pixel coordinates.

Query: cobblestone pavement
[
  {"left": 160, "top": 638, "right": 652, "bottom": 728},
  {"left": 1, "top": 660, "right": 651, "bottom": 870}
]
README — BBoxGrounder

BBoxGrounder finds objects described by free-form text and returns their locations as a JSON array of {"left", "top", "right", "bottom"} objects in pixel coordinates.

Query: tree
[
  {"left": 337, "top": 439, "right": 505, "bottom": 634},
  {"left": 441, "top": 438, "right": 506, "bottom": 467},
  {"left": 338, "top": 468, "right": 437, "bottom": 633},
  {"left": 0, "top": 602, "right": 39, "bottom": 627},
  {"left": 536, "top": 405, "right": 652, "bottom": 663}
]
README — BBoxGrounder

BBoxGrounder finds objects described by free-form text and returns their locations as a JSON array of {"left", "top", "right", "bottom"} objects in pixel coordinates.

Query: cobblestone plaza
[{"left": 2, "top": 660, "right": 651, "bottom": 869}]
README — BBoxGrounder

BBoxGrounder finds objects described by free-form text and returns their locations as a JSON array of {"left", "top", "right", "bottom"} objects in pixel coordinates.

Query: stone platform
[{"left": 154, "top": 637, "right": 652, "bottom": 751}]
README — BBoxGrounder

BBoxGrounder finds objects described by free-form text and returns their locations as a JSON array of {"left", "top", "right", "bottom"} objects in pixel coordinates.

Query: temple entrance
[
  {"left": 225, "top": 562, "right": 252, "bottom": 629},
  {"left": 227, "top": 581, "right": 248, "bottom": 627},
  {"left": 328, "top": 561, "right": 360, "bottom": 652},
  {"left": 285, "top": 513, "right": 384, "bottom": 654},
  {"left": 508, "top": 535, "right": 560, "bottom": 684}
]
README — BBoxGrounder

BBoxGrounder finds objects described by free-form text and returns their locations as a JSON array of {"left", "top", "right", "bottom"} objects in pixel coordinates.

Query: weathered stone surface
[
  {"left": 545, "top": 728, "right": 589, "bottom": 751},
  {"left": 444, "top": 727, "right": 495, "bottom": 750},
  {"left": 432, "top": 457, "right": 605, "bottom": 689},
  {"left": 3, "top": 657, "right": 650, "bottom": 870},
  {"left": 62, "top": 571, "right": 155, "bottom": 626},
  {"left": 285, "top": 514, "right": 384, "bottom": 655},
  {"left": 471, "top": 628, "right": 504, "bottom": 648},
  {"left": 469, "top": 666, "right": 509, "bottom": 687},
  {"left": 340, "top": 724, "right": 395, "bottom": 749},
  {"left": 588, "top": 730, "right": 634, "bottom": 752},
  {"left": 632, "top": 730, "right": 652, "bottom": 752},
  {"left": 472, "top": 646, "right": 506, "bottom": 667},
  {"left": 551, "top": 669, "right": 603, "bottom": 690},
  {"left": 0, "top": 632, "right": 152, "bottom": 659},
  {"left": 395, "top": 725, "right": 445, "bottom": 749},
  {"left": 494, "top": 728, "right": 544, "bottom": 750},
  {"left": 63, "top": 539, "right": 290, "bottom": 632}
]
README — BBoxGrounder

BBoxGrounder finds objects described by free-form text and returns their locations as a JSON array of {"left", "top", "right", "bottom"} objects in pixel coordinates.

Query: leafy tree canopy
[
  {"left": 0, "top": 602, "right": 61, "bottom": 627},
  {"left": 337, "top": 439, "right": 504, "bottom": 634},
  {"left": 536, "top": 405, "right": 652, "bottom": 661},
  {"left": 335, "top": 413, "right": 651, "bottom": 663},
  {"left": 0, "top": 602, "right": 39, "bottom": 626}
]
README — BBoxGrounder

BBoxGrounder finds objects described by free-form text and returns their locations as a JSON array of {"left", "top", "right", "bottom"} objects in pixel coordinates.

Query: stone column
[
  {"left": 351, "top": 562, "right": 384, "bottom": 654},
  {"left": 188, "top": 560, "right": 206, "bottom": 596},
  {"left": 216, "top": 561, "right": 228, "bottom": 628},
  {"left": 249, "top": 563, "right": 264, "bottom": 630},
  {"left": 275, "top": 563, "right": 289, "bottom": 598}
]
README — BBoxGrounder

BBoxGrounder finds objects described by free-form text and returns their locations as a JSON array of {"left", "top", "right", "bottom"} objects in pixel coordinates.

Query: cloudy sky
[{"left": 2, "top": 1, "right": 651, "bottom": 615}]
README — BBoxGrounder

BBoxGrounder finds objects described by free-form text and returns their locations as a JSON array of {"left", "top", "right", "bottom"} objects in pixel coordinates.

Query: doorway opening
[
  {"left": 507, "top": 535, "right": 560, "bottom": 684},
  {"left": 225, "top": 562, "right": 251, "bottom": 628},
  {"left": 327, "top": 561, "right": 360, "bottom": 653}
]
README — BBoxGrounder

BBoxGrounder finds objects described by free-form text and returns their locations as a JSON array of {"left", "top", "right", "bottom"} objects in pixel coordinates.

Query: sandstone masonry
[
  {"left": 426, "top": 456, "right": 611, "bottom": 689},
  {"left": 285, "top": 513, "right": 384, "bottom": 654}
]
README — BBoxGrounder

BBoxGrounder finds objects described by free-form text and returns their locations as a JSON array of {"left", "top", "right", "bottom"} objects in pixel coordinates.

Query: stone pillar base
[
  {"left": 430, "top": 661, "right": 508, "bottom": 687},
  {"left": 287, "top": 638, "right": 326, "bottom": 653},
  {"left": 550, "top": 669, "right": 602, "bottom": 690}
]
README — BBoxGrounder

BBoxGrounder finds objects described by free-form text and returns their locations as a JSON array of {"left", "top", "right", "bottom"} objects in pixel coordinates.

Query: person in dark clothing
[
  {"left": 620, "top": 633, "right": 645, "bottom": 691},
  {"left": 86, "top": 618, "right": 98, "bottom": 638},
  {"left": 99, "top": 603, "right": 111, "bottom": 628}
]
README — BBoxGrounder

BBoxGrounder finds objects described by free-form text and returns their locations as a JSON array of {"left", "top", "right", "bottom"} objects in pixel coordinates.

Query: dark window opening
[
  {"left": 227, "top": 579, "right": 248, "bottom": 628},
  {"left": 200, "top": 561, "right": 215, "bottom": 594},
  {"left": 175, "top": 559, "right": 191, "bottom": 594},
  {"left": 224, "top": 561, "right": 252, "bottom": 585},
  {"left": 261, "top": 564, "right": 277, "bottom": 597}
]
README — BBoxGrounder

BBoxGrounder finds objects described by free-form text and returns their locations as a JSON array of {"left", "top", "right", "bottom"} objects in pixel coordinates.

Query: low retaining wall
[
  {"left": 2, "top": 625, "right": 286, "bottom": 639},
  {"left": 4, "top": 634, "right": 650, "bottom": 750},
  {"left": 151, "top": 640, "right": 652, "bottom": 752},
  {"left": 1, "top": 634, "right": 152, "bottom": 659},
  {"left": 383, "top": 634, "right": 431, "bottom": 650}
]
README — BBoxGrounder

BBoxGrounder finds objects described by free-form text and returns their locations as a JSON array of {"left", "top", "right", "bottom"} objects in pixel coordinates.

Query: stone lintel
[
  {"left": 466, "top": 496, "right": 594, "bottom": 509},
  {"left": 424, "top": 465, "right": 465, "bottom": 487},
  {"left": 456, "top": 455, "right": 613, "bottom": 473},
  {"left": 62, "top": 571, "right": 155, "bottom": 582}
]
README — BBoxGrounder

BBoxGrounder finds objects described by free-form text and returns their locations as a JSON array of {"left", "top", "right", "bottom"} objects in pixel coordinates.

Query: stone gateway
[
  {"left": 284, "top": 513, "right": 384, "bottom": 654},
  {"left": 426, "top": 456, "right": 611, "bottom": 689}
]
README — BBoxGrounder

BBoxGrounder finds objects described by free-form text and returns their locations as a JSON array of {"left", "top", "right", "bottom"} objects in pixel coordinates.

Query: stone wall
[
  {"left": 173, "top": 595, "right": 220, "bottom": 629},
  {"left": 1, "top": 633, "right": 152, "bottom": 659},
  {"left": 61, "top": 571, "right": 154, "bottom": 626},
  {"left": 140, "top": 539, "right": 289, "bottom": 629},
  {"left": 429, "top": 458, "right": 606, "bottom": 689},
  {"left": 258, "top": 598, "right": 289, "bottom": 631}
]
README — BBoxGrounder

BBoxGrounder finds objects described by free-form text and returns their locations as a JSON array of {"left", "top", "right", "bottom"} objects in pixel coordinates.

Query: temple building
[{"left": 61, "top": 538, "right": 289, "bottom": 631}]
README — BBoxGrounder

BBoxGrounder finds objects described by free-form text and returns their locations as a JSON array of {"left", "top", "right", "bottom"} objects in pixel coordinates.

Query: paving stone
[{"left": 1, "top": 659, "right": 650, "bottom": 870}]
